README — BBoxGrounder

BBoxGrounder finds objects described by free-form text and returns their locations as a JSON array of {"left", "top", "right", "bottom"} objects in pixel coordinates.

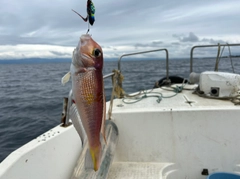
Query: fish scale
[{"left": 73, "top": 69, "right": 103, "bottom": 168}]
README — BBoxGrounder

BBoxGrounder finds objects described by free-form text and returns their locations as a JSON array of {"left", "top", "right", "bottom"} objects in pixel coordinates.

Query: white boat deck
[{"left": 109, "top": 84, "right": 239, "bottom": 113}]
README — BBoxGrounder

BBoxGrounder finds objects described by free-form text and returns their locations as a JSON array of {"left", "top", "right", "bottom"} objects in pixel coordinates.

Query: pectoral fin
[{"left": 61, "top": 71, "right": 71, "bottom": 85}]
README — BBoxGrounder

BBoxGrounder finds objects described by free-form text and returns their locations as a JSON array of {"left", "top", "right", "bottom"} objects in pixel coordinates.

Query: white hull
[
  {"left": 0, "top": 124, "right": 82, "bottom": 179},
  {"left": 1, "top": 85, "right": 240, "bottom": 179}
]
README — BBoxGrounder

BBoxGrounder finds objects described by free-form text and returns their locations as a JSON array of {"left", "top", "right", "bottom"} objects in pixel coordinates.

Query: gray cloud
[
  {"left": 135, "top": 41, "right": 163, "bottom": 48},
  {"left": 172, "top": 34, "right": 185, "bottom": 39},
  {"left": 176, "top": 32, "right": 199, "bottom": 42},
  {"left": 173, "top": 32, "right": 228, "bottom": 45},
  {"left": 104, "top": 46, "right": 117, "bottom": 50},
  {"left": 201, "top": 38, "right": 226, "bottom": 44},
  {"left": 152, "top": 41, "right": 163, "bottom": 45},
  {"left": 171, "top": 42, "right": 180, "bottom": 45},
  {"left": 0, "top": 0, "right": 240, "bottom": 59},
  {"left": 49, "top": 51, "right": 71, "bottom": 56}
]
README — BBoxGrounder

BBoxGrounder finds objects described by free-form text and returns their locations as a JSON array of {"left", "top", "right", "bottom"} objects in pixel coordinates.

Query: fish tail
[{"left": 90, "top": 145, "right": 101, "bottom": 171}]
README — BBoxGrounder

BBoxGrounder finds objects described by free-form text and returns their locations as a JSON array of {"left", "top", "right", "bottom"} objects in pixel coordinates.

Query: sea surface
[{"left": 0, "top": 57, "right": 240, "bottom": 162}]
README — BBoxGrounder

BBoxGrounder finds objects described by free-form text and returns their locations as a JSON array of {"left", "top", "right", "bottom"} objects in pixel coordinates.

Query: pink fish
[{"left": 63, "top": 34, "right": 105, "bottom": 171}]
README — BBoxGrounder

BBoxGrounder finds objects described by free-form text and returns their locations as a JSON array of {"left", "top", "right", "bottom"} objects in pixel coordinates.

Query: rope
[
  {"left": 122, "top": 90, "right": 163, "bottom": 104},
  {"left": 122, "top": 79, "right": 187, "bottom": 104},
  {"left": 107, "top": 69, "right": 124, "bottom": 120},
  {"left": 107, "top": 70, "right": 187, "bottom": 119},
  {"left": 231, "top": 96, "right": 240, "bottom": 105}
]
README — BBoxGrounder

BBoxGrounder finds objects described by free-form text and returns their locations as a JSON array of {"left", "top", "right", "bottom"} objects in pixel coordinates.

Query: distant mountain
[
  {"left": 0, "top": 58, "right": 72, "bottom": 64},
  {"left": 0, "top": 58, "right": 122, "bottom": 64}
]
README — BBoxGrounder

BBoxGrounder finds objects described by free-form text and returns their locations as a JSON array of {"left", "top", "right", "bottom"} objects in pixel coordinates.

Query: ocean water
[{"left": 0, "top": 58, "right": 239, "bottom": 162}]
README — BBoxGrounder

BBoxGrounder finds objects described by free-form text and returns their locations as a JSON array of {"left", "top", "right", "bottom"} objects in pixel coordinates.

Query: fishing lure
[{"left": 72, "top": 0, "right": 95, "bottom": 33}]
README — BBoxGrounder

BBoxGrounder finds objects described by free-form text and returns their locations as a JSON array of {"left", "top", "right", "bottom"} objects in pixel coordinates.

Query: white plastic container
[{"left": 199, "top": 71, "right": 240, "bottom": 97}]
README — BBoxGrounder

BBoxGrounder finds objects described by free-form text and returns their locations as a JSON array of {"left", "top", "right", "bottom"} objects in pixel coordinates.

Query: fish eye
[{"left": 93, "top": 48, "right": 101, "bottom": 57}]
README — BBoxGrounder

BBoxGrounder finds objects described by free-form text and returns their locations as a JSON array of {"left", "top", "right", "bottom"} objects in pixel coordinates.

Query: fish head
[{"left": 73, "top": 34, "right": 103, "bottom": 70}]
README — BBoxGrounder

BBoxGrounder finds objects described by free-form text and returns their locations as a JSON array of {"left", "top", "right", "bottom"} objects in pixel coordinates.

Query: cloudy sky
[{"left": 1, "top": 0, "right": 240, "bottom": 59}]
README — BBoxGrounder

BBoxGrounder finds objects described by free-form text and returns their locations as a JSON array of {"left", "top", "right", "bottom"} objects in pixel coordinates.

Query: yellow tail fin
[{"left": 89, "top": 146, "right": 101, "bottom": 171}]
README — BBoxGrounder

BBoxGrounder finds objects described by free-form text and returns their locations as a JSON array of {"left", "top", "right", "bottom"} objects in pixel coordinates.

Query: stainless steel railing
[
  {"left": 118, "top": 49, "right": 169, "bottom": 81},
  {"left": 101, "top": 49, "right": 169, "bottom": 98},
  {"left": 190, "top": 43, "right": 240, "bottom": 73},
  {"left": 103, "top": 73, "right": 114, "bottom": 79}
]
